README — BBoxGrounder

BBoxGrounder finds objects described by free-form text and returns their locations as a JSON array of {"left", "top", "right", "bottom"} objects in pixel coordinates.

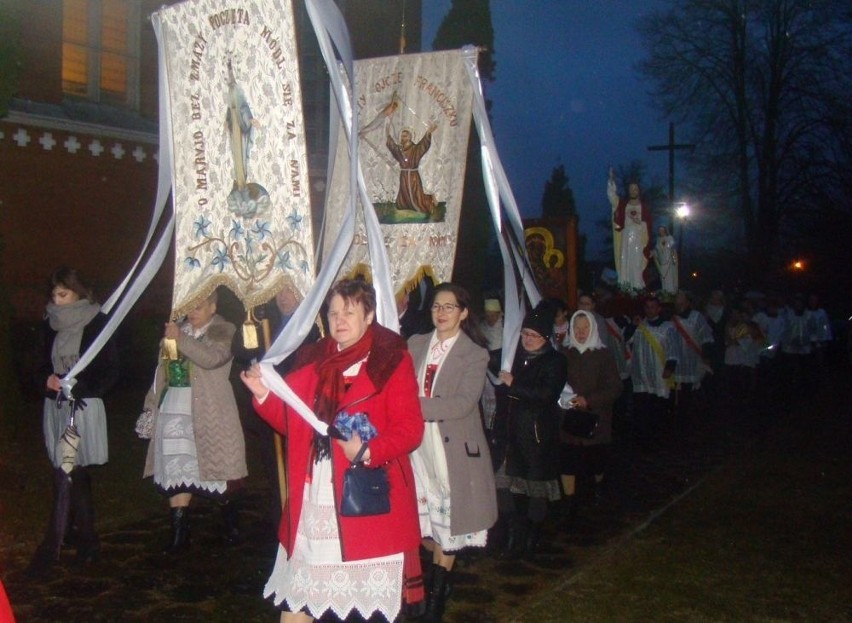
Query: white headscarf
[{"left": 567, "top": 310, "right": 605, "bottom": 354}]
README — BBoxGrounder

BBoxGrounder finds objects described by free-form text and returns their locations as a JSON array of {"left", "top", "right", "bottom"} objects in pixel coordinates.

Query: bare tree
[
  {"left": 638, "top": 0, "right": 852, "bottom": 278},
  {"left": 541, "top": 164, "right": 577, "bottom": 219}
]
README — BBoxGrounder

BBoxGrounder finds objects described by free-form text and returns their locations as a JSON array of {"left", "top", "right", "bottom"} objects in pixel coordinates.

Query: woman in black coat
[
  {"left": 496, "top": 303, "right": 567, "bottom": 559},
  {"left": 27, "top": 267, "right": 120, "bottom": 576}
]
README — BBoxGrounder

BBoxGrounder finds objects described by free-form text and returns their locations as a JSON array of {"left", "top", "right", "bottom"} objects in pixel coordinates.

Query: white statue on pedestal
[{"left": 607, "top": 168, "right": 652, "bottom": 291}]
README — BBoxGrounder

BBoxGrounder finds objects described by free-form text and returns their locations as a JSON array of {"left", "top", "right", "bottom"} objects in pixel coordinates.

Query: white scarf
[
  {"left": 46, "top": 299, "right": 100, "bottom": 375},
  {"left": 479, "top": 318, "right": 503, "bottom": 351},
  {"left": 568, "top": 310, "right": 605, "bottom": 354}
]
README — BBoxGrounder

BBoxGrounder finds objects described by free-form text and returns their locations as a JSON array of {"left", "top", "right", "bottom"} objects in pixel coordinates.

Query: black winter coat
[
  {"left": 505, "top": 344, "right": 567, "bottom": 481},
  {"left": 38, "top": 312, "right": 121, "bottom": 401}
]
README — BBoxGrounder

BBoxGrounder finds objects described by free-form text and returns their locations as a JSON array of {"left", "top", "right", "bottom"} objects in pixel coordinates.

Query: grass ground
[
  {"left": 520, "top": 368, "right": 852, "bottom": 623},
  {"left": 2, "top": 363, "right": 850, "bottom": 621}
]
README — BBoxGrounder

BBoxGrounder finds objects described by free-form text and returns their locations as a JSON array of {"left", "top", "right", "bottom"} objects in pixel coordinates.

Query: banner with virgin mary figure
[
  {"left": 322, "top": 49, "right": 474, "bottom": 296},
  {"left": 156, "top": 0, "right": 314, "bottom": 318}
]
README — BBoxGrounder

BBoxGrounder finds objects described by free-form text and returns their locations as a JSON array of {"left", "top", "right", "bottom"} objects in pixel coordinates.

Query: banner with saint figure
[
  {"left": 156, "top": 0, "right": 314, "bottom": 317},
  {"left": 323, "top": 49, "right": 474, "bottom": 295}
]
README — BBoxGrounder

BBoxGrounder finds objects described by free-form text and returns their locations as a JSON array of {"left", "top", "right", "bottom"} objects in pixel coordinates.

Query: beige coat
[
  {"left": 408, "top": 331, "right": 497, "bottom": 536},
  {"left": 143, "top": 315, "right": 247, "bottom": 482}
]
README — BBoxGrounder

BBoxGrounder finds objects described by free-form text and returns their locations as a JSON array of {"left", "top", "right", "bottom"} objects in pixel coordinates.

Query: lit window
[{"left": 62, "top": 0, "right": 139, "bottom": 108}]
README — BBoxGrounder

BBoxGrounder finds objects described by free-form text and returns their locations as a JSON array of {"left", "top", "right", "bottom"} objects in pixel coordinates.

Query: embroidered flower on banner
[
  {"left": 229, "top": 219, "right": 245, "bottom": 241},
  {"left": 211, "top": 246, "right": 230, "bottom": 272},
  {"left": 286, "top": 209, "right": 303, "bottom": 231},
  {"left": 193, "top": 215, "right": 211, "bottom": 238},
  {"left": 252, "top": 219, "right": 272, "bottom": 241},
  {"left": 185, "top": 211, "right": 309, "bottom": 287}
]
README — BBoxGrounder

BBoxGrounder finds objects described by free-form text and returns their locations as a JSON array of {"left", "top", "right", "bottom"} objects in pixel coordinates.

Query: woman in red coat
[{"left": 241, "top": 278, "right": 424, "bottom": 623}]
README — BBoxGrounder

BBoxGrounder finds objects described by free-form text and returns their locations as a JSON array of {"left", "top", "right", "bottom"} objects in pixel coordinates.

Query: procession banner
[
  {"left": 157, "top": 0, "right": 314, "bottom": 317},
  {"left": 322, "top": 50, "right": 474, "bottom": 297}
]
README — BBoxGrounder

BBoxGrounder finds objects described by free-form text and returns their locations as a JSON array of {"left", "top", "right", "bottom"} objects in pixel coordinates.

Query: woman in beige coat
[
  {"left": 407, "top": 283, "right": 497, "bottom": 622},
  {"left": 142, "top": 290, "right": 247, "bottom": 553}
]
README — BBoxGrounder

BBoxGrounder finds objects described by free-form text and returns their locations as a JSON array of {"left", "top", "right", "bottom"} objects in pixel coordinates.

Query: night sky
[{"left": 422, "top": 0, "right": 674, "bottom": 259}]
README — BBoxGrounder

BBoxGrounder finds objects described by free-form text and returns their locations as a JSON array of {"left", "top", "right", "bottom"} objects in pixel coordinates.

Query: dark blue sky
[{"left": 423, "top": 0, "right": 675, "bottom": 258}]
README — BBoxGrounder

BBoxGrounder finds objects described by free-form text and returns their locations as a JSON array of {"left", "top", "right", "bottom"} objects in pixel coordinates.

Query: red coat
[{"left": 253, "top": 325, "right": 424, "bottom": 562}]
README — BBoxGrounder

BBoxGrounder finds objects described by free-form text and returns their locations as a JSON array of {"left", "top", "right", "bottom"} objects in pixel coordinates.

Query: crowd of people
[{"left": 23, "top": 266, "right": 841, "bottom": 623}]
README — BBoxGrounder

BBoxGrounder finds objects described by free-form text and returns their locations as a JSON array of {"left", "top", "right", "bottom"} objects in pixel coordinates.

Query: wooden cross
[{"left": 647, "top": 122, "right": 695, "bottom": 211}]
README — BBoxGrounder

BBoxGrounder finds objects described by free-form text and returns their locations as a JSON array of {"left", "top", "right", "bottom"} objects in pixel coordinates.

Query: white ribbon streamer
[
  {"left": 258, "top": 0, "right": 397, "bottom": 434},
  {"left": 61, "top": 15, "right": 177, "bottom": 400},
  {"left": 461, "top": 46, "right": 540, "bottom": 373}
]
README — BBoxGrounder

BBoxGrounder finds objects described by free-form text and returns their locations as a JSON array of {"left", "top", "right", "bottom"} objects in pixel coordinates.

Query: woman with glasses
[
  {"left": 496, "top": 301, "right": 567, "bottom": 560},
  {"left": 407, "top": 283, "right": 497, "bottom": 622}
]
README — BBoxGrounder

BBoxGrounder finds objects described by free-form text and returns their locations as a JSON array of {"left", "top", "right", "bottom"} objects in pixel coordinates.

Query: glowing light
[
  {"left": 791, "top": 260, "right": 805, "bottom": 271},
  {"left": 691, "top": 271, "right": 699, "bottom": 278},
  {"left": 675, "top": 203, "right": 691, "bottom": 219}
]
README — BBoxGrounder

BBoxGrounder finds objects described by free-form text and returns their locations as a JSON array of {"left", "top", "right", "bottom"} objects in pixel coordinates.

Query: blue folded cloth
[{"left": 332, "top": 411, "right": 378, "bottom": 442}]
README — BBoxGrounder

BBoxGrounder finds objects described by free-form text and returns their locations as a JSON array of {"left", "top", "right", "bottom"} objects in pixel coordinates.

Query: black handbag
[
  {"left": 340, "top": 444, "right": 390, "bottom": 517},
  {"left": 561, "top": 408, "right": 600, "bottom": 439}
]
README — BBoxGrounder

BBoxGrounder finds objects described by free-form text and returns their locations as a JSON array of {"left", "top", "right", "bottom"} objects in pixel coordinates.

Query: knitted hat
[
  {"left": 522, "top": 302, "right": 555, "bottom": 340},
  {"left": 484, "top": 298, "right": 502, "bottom": 313}
]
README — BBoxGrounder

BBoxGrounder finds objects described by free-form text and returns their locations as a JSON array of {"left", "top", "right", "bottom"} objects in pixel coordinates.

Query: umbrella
[
  {"left": 57, "top": 404, "right": 81, "bottom": 475},
  {"left": 52, "top": 399, "right": 82, "bottom": 554}
]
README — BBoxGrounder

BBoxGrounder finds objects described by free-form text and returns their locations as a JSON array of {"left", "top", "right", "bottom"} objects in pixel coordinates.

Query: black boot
[
  {"left": 219, "top": 500, "right": 241, "bottom": 546},
  {"left": 25, "top": 468, "right": 68, "bottom": 577},
  {"left": 162, "top": 506, "right": 190, "bottom": 554},
  {"left": 422, "top": 564, "right": 450, "bottom": 623},
  {"left": 522, "top": 520, "right": 543, "bottom": 560},
  {"left": 70, "top": 467, "right": 100, "bottom": 564},
  {"left": 487, "top": 512, "right": 510, "bottom": 555},
  {"left": 502, "top": 516, "right": 529, "bottom": 559}
]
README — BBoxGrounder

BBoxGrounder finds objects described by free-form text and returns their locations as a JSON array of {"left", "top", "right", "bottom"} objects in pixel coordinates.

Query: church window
[{"left": 62, "top": 0, "right": 140, "bottom": 108}]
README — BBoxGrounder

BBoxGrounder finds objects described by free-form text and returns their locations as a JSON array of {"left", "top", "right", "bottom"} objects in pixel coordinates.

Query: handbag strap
[{"left": 352, "top": 442, "right": 369, "bottom": 465}]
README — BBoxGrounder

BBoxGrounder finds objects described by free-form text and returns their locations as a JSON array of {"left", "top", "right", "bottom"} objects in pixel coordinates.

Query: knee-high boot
[
  {"left": 162, "top": 506, "right": 190, "bottom": 554},
  {"left": 70, "top": 466, "right": 100, "bottom": 563},
  {"left": 25, "top": 468, "right": 68, "bottom": 576},
  {"left": 422, "top": 564, "right": 451, "bottom": 623}
]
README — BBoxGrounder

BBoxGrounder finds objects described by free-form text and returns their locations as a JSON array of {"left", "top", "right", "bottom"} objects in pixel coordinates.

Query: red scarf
[{"left": 313, "top": 324, "right": 374, "bottom": 425}]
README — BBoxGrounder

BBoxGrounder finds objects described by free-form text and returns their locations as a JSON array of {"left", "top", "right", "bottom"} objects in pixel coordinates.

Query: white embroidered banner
[
  {"left": 323, "top": 50, "right": 474, "bottom": 295},
  {"left": 157, "top": 0, "right": 314, "bottom": 317}
]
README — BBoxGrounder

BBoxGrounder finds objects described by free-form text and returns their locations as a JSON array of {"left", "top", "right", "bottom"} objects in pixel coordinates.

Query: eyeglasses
[
  {"left": 431, "top": 303, "right": 461, "bottom": 313},
  {"left": 520, "top": 330, "right": 545, "bottom": 340}
]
